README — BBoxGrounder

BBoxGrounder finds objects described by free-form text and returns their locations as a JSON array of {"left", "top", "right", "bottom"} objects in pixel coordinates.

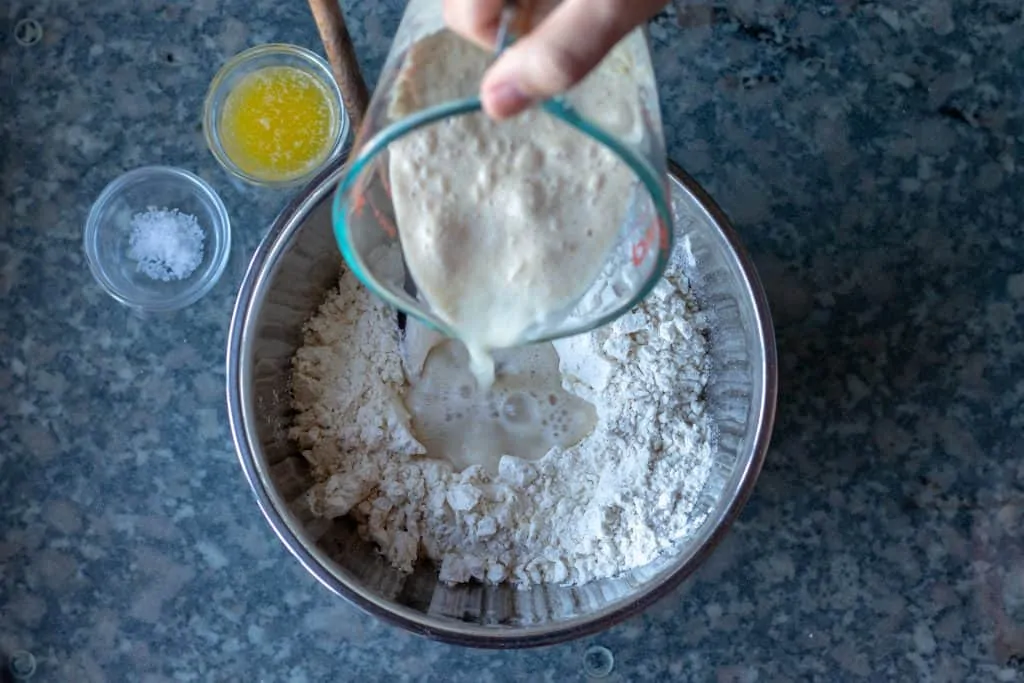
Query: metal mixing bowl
[{"left": 226, "top": 157, "right": 776, "bottom": 648}]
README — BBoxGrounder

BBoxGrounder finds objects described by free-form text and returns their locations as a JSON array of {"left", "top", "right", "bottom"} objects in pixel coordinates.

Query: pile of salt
[{"left": 127, "top": 208, "right": 205, "bottom": 281}]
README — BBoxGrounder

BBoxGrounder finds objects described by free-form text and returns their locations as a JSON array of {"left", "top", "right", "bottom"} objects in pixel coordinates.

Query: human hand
[{"left": 444, "top": 0, "right": 668, "bottom": 119}]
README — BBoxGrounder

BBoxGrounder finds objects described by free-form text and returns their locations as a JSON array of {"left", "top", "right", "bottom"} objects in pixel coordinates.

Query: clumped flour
[
  {"left": 290, "top": 29, "right": 713, "bottom": 588},
  {"left": 290, "top": 246, "right": 715, "bottom": 586}
]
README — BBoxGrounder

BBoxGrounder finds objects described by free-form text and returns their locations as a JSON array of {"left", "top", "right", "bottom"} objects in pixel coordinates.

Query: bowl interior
[
  {"left": 232, "top": 162, "right": 775, "bottom": 646},
  {"left": 86, "top": 168, "right": 230, "bottom": 310}
]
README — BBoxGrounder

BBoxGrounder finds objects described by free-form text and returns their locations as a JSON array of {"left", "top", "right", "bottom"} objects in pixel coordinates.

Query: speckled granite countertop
[{"left": 2, "top": 0, "right": 1022, "bottom": 680}]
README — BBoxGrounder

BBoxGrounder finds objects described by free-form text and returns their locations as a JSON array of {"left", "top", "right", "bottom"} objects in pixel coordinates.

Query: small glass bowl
[
  {"left": 84, "top": 166, "right": 231, "bottom": 311},
  {"left": 203, "top": 44, "right": 348, "bottom": 188}
]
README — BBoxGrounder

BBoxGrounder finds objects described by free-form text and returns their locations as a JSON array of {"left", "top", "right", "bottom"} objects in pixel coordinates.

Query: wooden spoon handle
[{"left": 307, "top": 0, "right": 370, "bottom": 132}]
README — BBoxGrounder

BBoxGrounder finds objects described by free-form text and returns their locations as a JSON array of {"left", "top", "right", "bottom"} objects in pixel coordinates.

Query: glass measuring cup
[{"left": 332, "top": 0, "right": 672, "bottom": 345}]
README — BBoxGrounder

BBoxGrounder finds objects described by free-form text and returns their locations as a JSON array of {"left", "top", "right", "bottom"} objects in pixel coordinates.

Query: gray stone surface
[{"left": 2, "top": 0, "right": 1023, "bottom": 680}]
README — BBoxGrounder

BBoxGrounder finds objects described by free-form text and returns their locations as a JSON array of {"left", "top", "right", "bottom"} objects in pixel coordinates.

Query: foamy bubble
[{"left": 403, "top": 340, "right": 597, "bottom": 474}]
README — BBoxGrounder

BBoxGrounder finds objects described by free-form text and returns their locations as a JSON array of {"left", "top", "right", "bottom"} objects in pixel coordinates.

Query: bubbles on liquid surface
[
  {"left": 501, "top": 392, "right": 534, "bottom": 424},
  {"left": 403, "top": 339, "right": 598, "bottom": 473}
]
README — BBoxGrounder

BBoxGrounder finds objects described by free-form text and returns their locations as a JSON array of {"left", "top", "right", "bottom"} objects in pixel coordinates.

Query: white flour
[{"left": 289, "top": 246, "right": 715, "bottom": 586}]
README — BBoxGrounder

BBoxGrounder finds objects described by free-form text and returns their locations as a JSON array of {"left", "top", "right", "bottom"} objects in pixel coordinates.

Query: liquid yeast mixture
[{"left": 387, "top": 30, "right": 641, "bottom": 388}]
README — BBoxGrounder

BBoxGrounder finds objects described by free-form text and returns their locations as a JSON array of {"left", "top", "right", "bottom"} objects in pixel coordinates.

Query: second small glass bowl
[{"left": 84, "top": 166, "right": 231, "bottom": 312}]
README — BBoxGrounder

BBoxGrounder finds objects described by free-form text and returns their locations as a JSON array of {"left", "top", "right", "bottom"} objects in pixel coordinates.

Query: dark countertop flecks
[{"left": 1, "top": 0, "right": 1023, "bottom": 680}]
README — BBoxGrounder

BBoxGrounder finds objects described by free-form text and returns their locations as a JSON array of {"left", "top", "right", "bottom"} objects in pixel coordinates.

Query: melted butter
[
  {"left": 220, "top": 65, "right": 336, "bottom": 181},
  {"left": 404, "top": 339, "right": 597, "bottom": 473}
]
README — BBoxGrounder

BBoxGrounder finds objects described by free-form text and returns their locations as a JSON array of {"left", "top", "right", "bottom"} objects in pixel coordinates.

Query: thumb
[{"left": 480, "top": 0, "right": 665, "bottom": 119}]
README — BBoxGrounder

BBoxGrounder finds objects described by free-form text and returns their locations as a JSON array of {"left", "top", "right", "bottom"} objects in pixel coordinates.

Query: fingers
[
  {"left": 443, "top": 0, "right": 506, "bottom": 49},
  {"left": 443, "top": 0, "right": 668, "bottom": 119},
  {"left": 481, "top": 0, "right": 667, "bottom": 119},
  {"left": 444, "top": 0, "right": 562, "bottom": 50}
]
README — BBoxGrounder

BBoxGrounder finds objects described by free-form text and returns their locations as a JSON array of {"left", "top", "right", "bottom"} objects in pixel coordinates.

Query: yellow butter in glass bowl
[
  {"left": 221, "top": 66, "right": 333, "bottom": 181},
  {"left": 204, "top": 44, "right": 348, "bottom": 187}
]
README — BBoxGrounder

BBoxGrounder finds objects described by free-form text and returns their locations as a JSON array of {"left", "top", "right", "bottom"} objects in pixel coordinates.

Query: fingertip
[{"left": 481, "top": 80, "right": 533, "bottom": 120}]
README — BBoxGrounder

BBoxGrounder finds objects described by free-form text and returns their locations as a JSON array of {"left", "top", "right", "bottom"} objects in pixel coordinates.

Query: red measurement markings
[
  {"left": 373, "top": 200, "right": 397, "bottom": 239},
  {"left": 630, "top": 217, "right": 669, "bottom": 267},
  {"left": 350, "top": 186, "right": 367, "bottom": 215},
  {"left": 348, "top": 178, "right": 397, "bottom": 239}
]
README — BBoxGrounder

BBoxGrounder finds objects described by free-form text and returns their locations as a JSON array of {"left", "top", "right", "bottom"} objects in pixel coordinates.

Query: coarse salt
[{"left": 127, "top": 207, "right": 204, "bottom": 281}]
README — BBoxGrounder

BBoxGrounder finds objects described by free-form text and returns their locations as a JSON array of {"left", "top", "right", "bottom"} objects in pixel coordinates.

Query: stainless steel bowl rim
[{"left": 226, "top": 156, "right": 778, "bottom": 648}]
